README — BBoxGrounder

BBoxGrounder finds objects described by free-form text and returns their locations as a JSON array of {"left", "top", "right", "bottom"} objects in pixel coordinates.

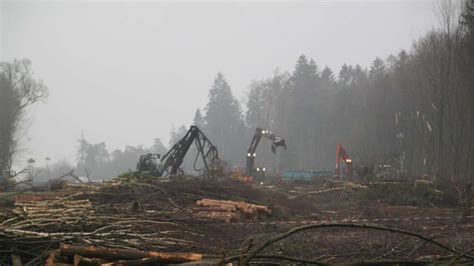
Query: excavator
[
  {"left": 334, "top": 142, "right": 354, "bottom": 179},
  {"left": 334, "top": 142, "right": 374, "bottom": 179},
  {"left": 137, "top": 125, "right": 221, "bottom": 177},
  {"left": 245, "top": 127, "right": 287, "bottom": 177}
]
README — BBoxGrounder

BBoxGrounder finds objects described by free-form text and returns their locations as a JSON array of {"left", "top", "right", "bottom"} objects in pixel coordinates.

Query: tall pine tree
[
  {"left": 287, "top": 55, "right": 322, "bottom": 169},
  {"left": 204, "top": 73, "right": 245, "bottom": 165}
]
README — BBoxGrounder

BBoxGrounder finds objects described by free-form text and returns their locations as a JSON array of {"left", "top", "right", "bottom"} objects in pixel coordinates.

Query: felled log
[
  {"left": 59, "top": 244, "right": 203, "bottom": 263},
  {"left": 56, "top": 182, "right": 101, "bottom": 191},
  {"left": 194, "top": 199, "right": 271, "bottom": 222},
  {"left": 196, "top": 199, "right": 271, "bottom": 215},
  {"left": 196, "top": 199, "right": 237, "bottom": 211},
  {"left": 239, "top": 204, "right": 272, "bottom": 215},
  {"left": 13, "top": 198, "right": 92, "bottom": 219},
  {"left": 193, "top": 206, "right": 236, "bottom": 212}
]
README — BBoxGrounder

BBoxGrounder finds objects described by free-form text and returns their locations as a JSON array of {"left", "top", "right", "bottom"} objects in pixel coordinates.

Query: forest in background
[
  {"left": 2, "top": 1, "right": 473, "bottom": 186},
  {"left": 247, "top": 1, "right": 474, "bottom": 184}
]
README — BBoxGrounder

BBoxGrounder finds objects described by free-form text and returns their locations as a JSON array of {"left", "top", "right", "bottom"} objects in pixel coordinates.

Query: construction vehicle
[
  {"left": 245, "top": 127, "right": 287, "bottom": 177},
  {"left": 136, "top": 154, "right": 161, "bottom": 176},
  {"left": 334, "top": 142, "right": 377, "bottom": 180},
  {"left": 334, "top": 142, "right": 354, "bottom": 179},
  {"left": 137, "top": 125, "right": 221, "bottom": 177}
]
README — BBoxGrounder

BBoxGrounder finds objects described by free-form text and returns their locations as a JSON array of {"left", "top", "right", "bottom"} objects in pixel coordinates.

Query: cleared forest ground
[{"left": 0, "top": 175, "right": 472, "bottom": 265}]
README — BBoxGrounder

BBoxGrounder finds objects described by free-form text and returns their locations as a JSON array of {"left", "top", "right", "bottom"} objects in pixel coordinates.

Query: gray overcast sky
[{"left": 1, "top": 0, "right": 439, "bottom": 167}]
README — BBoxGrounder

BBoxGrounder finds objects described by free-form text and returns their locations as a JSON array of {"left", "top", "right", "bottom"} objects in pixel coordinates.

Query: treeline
[
  {"left": 42, "top": 126, "right": 196, "bottom": 180},
  {"left": 196, "top": 1, "right": 474, "bottom": 183},
  {"left": 30, "top": 139, "right": 166, "bottom": 182},
  {"left": 24, "top": 1, "right": 474, "bottom": 184}
]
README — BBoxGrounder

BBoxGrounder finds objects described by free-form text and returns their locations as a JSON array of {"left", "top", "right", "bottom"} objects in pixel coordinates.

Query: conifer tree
[{"left": 204, "top": 73, "right": 245, "bottom": 164}]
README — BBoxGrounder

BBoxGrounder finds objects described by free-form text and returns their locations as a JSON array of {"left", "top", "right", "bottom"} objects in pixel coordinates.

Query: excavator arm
[
  {"left": 161, "top": 125, "right": 219, "bottom": 176},
  {"left": 245, "top": 127, "right": 286, "bottom": 176},
  {"left": 137, "top": 125, "right": 220, "bottom": 177}
]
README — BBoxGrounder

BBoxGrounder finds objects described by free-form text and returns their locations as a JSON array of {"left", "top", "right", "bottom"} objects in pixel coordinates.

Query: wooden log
[
  {"left": 193, "top": 211, "right": 239, "bottom": 218},
  {"left": 45, "top": 251, "right": 57, "bottom": 266},
  {"left": 197, "top": 199, "right": 239, "bottom": 206},
  {"left": 60, "top": 244, "right": 203, "bottom": 263},
  {"left": 196, "top": 199, "right": 271, "bottom": 214},
  {"left": 193, "top": 206, "right": 234, "bottom": 212},
  {"left": 15, "top": 200, "right": 92, "bottom": 207},
  {"left": 235, "top": 201, "right": 271, "bottom": 215},
  {"left": 196, "top": 200, "right": 237, "bottom": 211}
]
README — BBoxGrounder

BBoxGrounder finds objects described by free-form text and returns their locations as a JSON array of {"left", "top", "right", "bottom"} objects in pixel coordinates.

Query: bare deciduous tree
[{"left": 0, "top": 59, "right": 48, "bottom": 171}]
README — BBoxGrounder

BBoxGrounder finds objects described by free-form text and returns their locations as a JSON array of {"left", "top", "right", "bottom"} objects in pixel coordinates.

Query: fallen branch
[
  {"left": 240, "top": 223, "right": 474, "bottom": 265},
  {"left": 224, "top": 254, "right": 329, "bottom": 265}
]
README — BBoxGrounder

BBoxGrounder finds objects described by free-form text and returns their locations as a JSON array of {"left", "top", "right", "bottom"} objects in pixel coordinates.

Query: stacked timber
[
  {"left": 2, "top": 193, "right": 194, "bottom": 264},
  {"left": 193, "top": 199, "right": 271, "bottom": 223},
  {"left": 13, "top": 198, "right": 92, "bottom": 219},
  {"left": 42, "top": 244, "right": 224, "bottom": 265}
]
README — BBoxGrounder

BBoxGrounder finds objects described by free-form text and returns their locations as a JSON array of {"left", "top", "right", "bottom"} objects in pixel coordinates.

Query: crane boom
[
  {"left": 161, "top": 125, "right": 219, "bottom": 176},
  {"left": 245, "top": 127, "right": 286, "bottom": 176},
  {"left": 137, "top": 125, "right": 220, "bottom": 177}
]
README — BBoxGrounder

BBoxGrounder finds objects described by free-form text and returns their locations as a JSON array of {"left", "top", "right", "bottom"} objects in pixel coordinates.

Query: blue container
[{"left": 282, "top": 170, "right": 333, "bottom": 181}]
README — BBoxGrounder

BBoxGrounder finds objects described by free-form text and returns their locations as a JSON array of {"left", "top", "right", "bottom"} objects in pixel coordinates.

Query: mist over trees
[
  {"left": 185, "top": 1, "right": 474, "bottom": 186},
  {"left": 238, "top": 1, "right": 473, "bottom": 185},
  {"left": 203, "top": 73, "right": 246, "bottom": 165},
  {"left": 71, "top": 137, "right": 169, "bottom": 180},
  {"left": 3, "top": 1, "right": 472, "bottom": 189}
]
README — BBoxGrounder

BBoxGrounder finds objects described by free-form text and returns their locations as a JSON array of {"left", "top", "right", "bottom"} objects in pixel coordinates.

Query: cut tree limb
[{"left": 60, "top": 244, "right": 203, "bottom": 263}]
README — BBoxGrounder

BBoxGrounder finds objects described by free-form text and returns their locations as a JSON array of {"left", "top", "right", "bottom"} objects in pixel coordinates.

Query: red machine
[{"left": 334, "top": 142, "right": 353, "bottom": 178}]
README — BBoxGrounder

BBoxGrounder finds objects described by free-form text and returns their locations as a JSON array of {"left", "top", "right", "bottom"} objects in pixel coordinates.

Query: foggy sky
[{"left": 1, "top": 0, "right": 439, "bottom": 167}]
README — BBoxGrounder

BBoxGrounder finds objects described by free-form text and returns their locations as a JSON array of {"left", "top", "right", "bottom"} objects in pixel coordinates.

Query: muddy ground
[{"left": 1, "top": 175, "right": 473, "bottom": 264}]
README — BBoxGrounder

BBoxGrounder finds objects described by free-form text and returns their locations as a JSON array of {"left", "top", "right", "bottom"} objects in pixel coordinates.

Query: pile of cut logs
[
  {"left": 193, "top": 199, "right": 271, "bottom": 223},
  {"left": 1, "top": 192, "right": 195, "bottom": 264},
  {"left": 45, "top": 244, "right": 218, "bottom": 265},
  {"left": 13, "top": 197, "right": 92, "bottom": 220}
]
